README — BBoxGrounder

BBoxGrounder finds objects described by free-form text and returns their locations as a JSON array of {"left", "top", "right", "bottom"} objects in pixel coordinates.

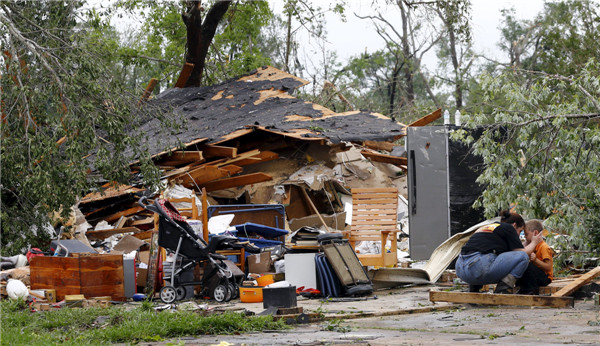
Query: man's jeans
[{"left": 456, "top": 251, "right": 529, "bottom": 285}]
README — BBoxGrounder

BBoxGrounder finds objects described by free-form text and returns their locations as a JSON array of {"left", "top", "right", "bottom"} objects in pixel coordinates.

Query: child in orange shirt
[{"left": 517, "top": 220, "right": 553, "bottom": 294}]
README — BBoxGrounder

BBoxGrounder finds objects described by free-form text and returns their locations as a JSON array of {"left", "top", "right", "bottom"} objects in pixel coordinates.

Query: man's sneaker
[
  {"left": 493, "top": 281, "right": 513, "bottom": 294},
  {"left": 469, "top": 284, "right": 483, "bottom": 293}
]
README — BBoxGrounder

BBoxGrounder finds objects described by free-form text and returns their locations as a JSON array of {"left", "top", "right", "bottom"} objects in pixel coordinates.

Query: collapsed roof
[{"left": 138, "top": 66, "right": 408, "bottom": 157}]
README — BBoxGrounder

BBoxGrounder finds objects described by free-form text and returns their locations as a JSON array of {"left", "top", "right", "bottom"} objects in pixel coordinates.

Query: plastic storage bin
[{"left": 239, "top": 286, "right": 263, "bottom": 303}]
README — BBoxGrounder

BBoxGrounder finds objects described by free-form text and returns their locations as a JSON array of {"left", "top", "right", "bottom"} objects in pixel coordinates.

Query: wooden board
[
  {"left": 30, "top": 255, "right": 125, "bottom": 301},
  {"left": 409, "top": 108, "right": 442, "bottom": 127},
  {"left": 552, "top": 266, "right": 600, "bottom": 297},
  {"left": 172, "top": 165, "right": 231, "bottom": 187},
  {"left": 104, "top": 206, "right": 144, "bottom": 224},
  {"left": 86, "top": 227, "right": 141, "bottom": 241},
  {"left": 157, "top": 150, "right": 204, "bottom": 166},
  {"left": 202, "top": 172, "right": 272, "bottom": 192},
  {"left": 198, "top": 144, "right": 238, "bottom": 159},
  {"left": 429, "top": 290, "right": 573, "bottom": 308},
  {"left": 360, "top": 150, "right": 408, "bottom": 166},
  {"left": 362, "top": 140, "right": 395, "bottom": 152},
  {"left": 174, "top": 62, "right": 194, "bottom": 88},
  {"left": 228, "top": 150, "right": 279, "bottom": 167}
]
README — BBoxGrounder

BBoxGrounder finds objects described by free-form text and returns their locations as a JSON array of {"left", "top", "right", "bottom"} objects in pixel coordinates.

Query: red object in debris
[{"left": 26, "top": 248, "right": 44, "bottom": 262}]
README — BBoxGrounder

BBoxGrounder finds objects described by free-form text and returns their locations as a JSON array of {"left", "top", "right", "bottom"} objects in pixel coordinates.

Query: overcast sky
[{"left": 292, "top": 0, "right": 545, "bottom": 68}]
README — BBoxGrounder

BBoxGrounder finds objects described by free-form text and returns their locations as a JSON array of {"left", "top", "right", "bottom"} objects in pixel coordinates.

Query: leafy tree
[
  {"left": 0, "top": 1, "right": 162, "bottom": 254},
  {"left": 114, "top": 0, "right": 278, "bottom": 88},
  {"left": 433, "top": 0, "right": 473, "bottom": 111},
  {"left": 458, "top": 59, "right": 600, "bottom": 268},
  {"left": 335, "top": 0, "right": 473, "bottom": 123},
  {"left": 456, "top": 0, "right": 600, "bottom": 270},
  {"left": 497, "top": 0, "right": 600, "bottom": 75}
]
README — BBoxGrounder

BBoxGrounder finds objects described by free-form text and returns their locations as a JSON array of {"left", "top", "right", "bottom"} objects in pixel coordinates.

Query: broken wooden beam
[
  {"left": 360, "top": 150, "right": 407, "bottom": 166},
  {"left": 157, "top": 150, "right": 205, "bottom": 166},
  {"left": 552, "top": 266, "right": 600, "bottom": 297},
  {"left": 362, "top": 140, "right": 395, "bottom": 152},
  {"left": 213, "top": 149, "right": 260, "bottom": 167},
  {"left": 172, "top": 165, "right": 232, "bottom": 187},
  {"left": 174, "top": 62, "right": 194, "bottom": 88},
  {"left": 199, "top": 144, "right": 238, "bottom": 159},
  {"left": 220, "top": 164, "right": 243, "bottom": 175},
  {"left": 409, "top": 108, "right": 442, "bottom": 127},
  {"left": 226, "top": 150, "right": 279, "bottom": 167},
  {"left": 129, "top": 217, "right": 154, "bottom": 228},
  {"left": 299, "top": 187, "right": 331, "bottom": 233},
  {"left": 104, "top": 206, "right": 144, "bottom": 224},
  {"left": 86, "top": 227, "right": 141, "bottom": 241},
  {"left": 429, "top": 290, "right": 574, "bottom": 308},
  {"left": 139, "top": 78, "right": 158, "bottom": 104},
  {"left": 202, "top": 173, "right": 273, "bottom": 192}
]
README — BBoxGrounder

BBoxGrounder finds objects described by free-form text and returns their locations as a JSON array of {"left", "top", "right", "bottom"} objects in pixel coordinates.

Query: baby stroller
[{"left": 139, "top": 197, "right": 255, "bottom": 303}]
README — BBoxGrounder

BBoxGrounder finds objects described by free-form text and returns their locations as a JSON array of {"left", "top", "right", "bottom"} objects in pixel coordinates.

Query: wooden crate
[{"left": 30, "top": 254, "right": 125, "bottom": 301}]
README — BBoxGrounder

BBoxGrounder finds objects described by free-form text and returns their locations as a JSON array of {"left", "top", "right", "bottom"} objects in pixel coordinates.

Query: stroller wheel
[
  {"left": 159, "top": 286, "right": 177, "bottom": 304},
  {"left": 213, "top": 284, "right": 231, "bottom": 302},
  {"left": 228, "top": 283, "right": 238, "bottom": 299},
  {"left": 175, "top": 286, "right": 186, "bottom": 301}
]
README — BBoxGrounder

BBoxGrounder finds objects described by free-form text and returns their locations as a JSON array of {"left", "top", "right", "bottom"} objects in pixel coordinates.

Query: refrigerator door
[{"left": 407, "top": 126, "right": 450, "bottom": 261}]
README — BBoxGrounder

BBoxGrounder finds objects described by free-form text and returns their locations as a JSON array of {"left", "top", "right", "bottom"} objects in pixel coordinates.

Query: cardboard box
[
  {"left": 138, "top": 250, "right": 150, "bottom": 265},
  {"left": 136, "top": 268, "right": 147, "bottom": 288},
  {"left": 136, "top": 250, "right": 150, "bottom": 288},
  {"left": 248, "top": 251, "right": 273, "bottom": 274}
]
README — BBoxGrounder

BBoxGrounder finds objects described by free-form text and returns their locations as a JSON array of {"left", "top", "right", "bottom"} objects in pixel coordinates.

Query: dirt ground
[{"left": 141, "top": 285, "right": 600, "bottom": 345}]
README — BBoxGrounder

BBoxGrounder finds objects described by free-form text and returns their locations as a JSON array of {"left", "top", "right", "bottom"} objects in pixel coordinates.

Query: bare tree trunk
[
  {"left": 399, "top": 2, "right": 414, "bottom": 103},
  {"left": 447, "top": 27, "right": 462, "bottom": 109},
  {"left": 182, "top": 0, "right": 231, "bottom": 87},
  {"left": 285, "top": 7, "right": 292, "bottom": 73},
  {"left": 388, "top": 57, "right": 403, "bottom": 117}
]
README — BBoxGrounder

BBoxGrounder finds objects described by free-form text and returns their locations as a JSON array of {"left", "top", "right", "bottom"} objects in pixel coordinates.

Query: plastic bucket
[{"left": 256, "top": 274, "right": 274, "bottom": 286}]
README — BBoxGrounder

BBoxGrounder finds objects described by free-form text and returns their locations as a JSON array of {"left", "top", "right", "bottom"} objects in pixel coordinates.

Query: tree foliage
[
  {"left": 458, "top": 60, "right": 600, "bottom": 267},
  {"left": 0, "top": 1, "right": 161, "bottom": 254},
  {"left": 114, "top": 0, "right": 277, "bottom": 88},
  {"left": 460, "top": 0, "right": 600, "bottom": 267}
]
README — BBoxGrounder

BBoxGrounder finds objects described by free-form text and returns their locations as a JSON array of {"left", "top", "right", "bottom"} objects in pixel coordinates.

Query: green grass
[{"left": 1, "top": 299, "right": 288, "bottom": 345}]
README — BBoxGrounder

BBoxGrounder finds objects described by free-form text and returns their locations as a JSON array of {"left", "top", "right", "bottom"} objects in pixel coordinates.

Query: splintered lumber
[
  {"left": 202, "top": 173, "right": 272, "bottom": 192},
  {"left": 86, "top": 227, "right": 141, "bottom": 241},
  {"left": 129, "top": 217, "right": 154, "bottom": 228},
  {"left": 172, "top": 165, "right": 232, "bottom": 187},
  {"left": 225, "top": 150, "right": 279, "bottom": 167},
  {"left": 429, "top": 290, "right": 573, "bottom": 308},
  {"left": 362, "top": 140, "right": 395, "bottom": 152},
  {"left": 220, "top": 164, "right": 243, "bottom": 175},
  {"left": 552, "top": 266, "right": 600, "bottom": 297},
  {"left": 160, "top": 160, "right": 206, "bottom": 179},
  {"left": 104, "top": 206, "right": 144, "bottom": 224},
  {"left": 409, "top": 108, "right": 442, "bottom": 127},
  {"left": 158, "top": 150, "right": 205, "bottom": 166},
  {"left": 174, "top": 62, "right": 194, "bottom": 88},
  {"left": 300, "top": 187, "right": 331, "bottom": 233},
  {"left": 139, "top": 78, "right": 158, "bottom": 104},
  {"left": 213, "top": 149, "right": 261, "bottom": 167},
  {"left": 360, "top": 150, "right": 408, "bottom": 166},
  {"left": 199, "top": 145, "right": 238, "bottom": 159},
  {"left": 80, "top": 183, "right": 144, "bottom": 204}
]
